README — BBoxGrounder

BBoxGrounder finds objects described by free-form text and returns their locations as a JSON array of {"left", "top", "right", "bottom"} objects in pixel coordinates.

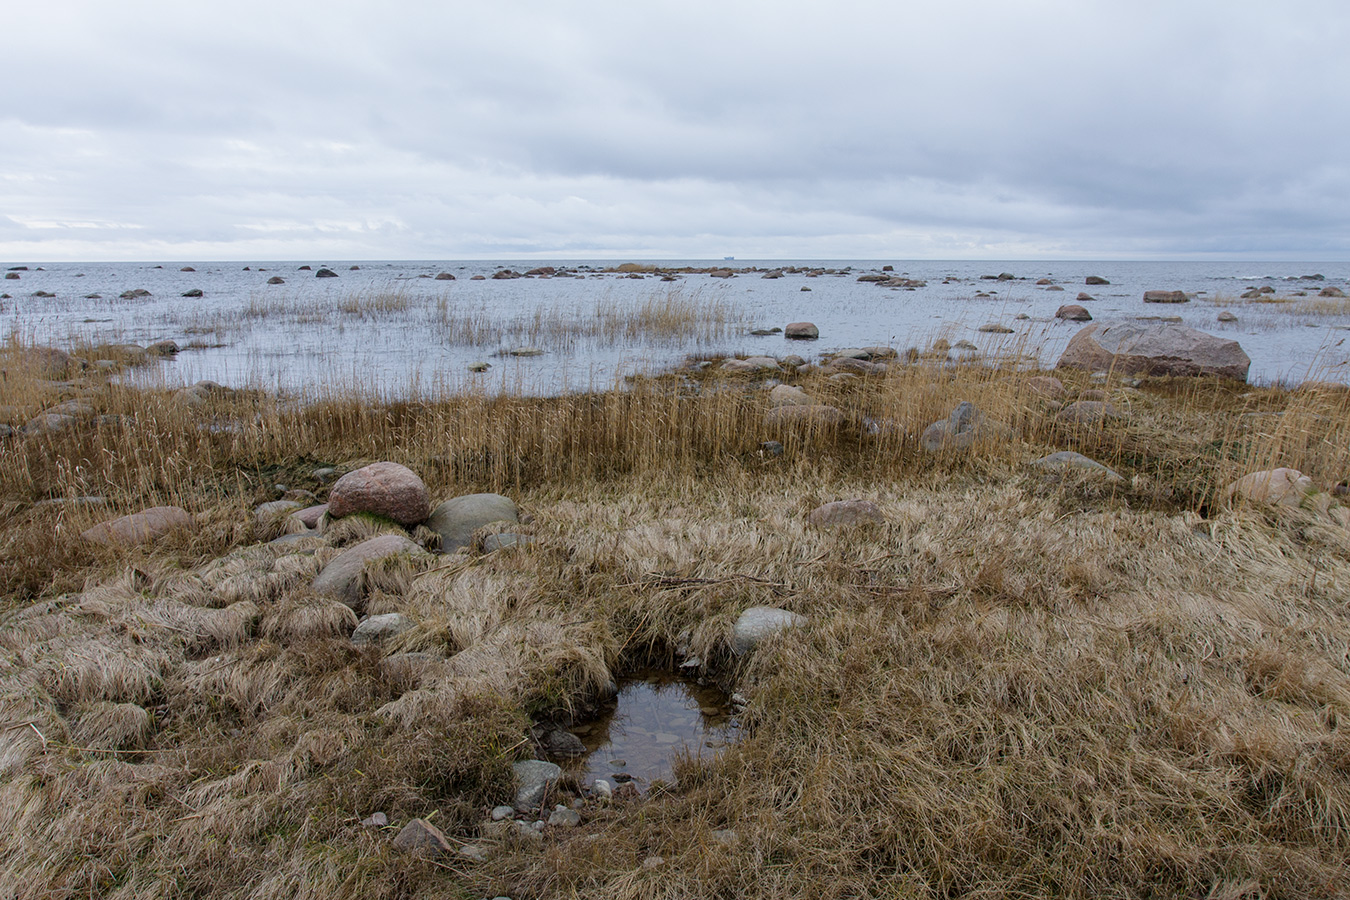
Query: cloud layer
[{"left": 3, "top": 0, "right": 1348, "bottom": 260}]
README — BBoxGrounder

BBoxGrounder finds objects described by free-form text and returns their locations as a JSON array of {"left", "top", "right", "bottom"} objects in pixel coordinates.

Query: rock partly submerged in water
[{"left": 1056, "top": 321, "right": 1251, "bottom": 381}]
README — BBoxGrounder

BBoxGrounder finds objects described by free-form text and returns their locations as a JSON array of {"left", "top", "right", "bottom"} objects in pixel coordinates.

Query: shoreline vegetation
[{"left": 2, "top": 331, "right": 1350, "bottom": 899}]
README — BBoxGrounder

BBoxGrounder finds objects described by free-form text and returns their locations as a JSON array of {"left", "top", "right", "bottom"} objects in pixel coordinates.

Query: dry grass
[{"left": 1, "top": 340, "right": 1350, "bottom": 898}]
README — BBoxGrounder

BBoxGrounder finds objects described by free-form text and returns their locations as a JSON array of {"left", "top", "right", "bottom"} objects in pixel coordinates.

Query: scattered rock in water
[
  {"left": 509, "top": 347, "right": 545, "bottom": 357},
  {"left": 327, "top": 462, "right": 431, "bottom": 525},
  {"left": 146, "top": 340, "right": 179, "bottom": 357},
  {"left": 784, "top": 321, "right": 819, "bottom": 340},
  {"left": 807, "top": 499, "right": 884, "bottom": 527},
  {"left": 978, "top": 323, "right": 1014, "bottom": 334},
  {"left": 267, "top": 276, "right": 285, "bottom": 285},
  {"left": 492, "top": 269, "right": 522, "bottom": 280},
  {"left": 468, "top": 361, "right": 491, "bottom": 372},
  {"left": 1086, "top": 275, "right": 1110, "bottom": 285},
  {"left": 119, "top": 289, "right": 151, "bottom": 299},
  {"left": 470, "top": 274, "right": 486, "bottom": 280},
  {"left": 312, "top": 534, "right": 429, "bottom": 607},
  {"left": 513, "top": 760, "right": 563, "bottom": 810},
  {"left": 181, "top": 288, "right": 203, "bottom": 298},
  {"left": 351, "top": 612, "right": 415, "bottom": 646},
  {"left": 768, "top": 384, "right": 816, "bottom": 408},
  {"left": 315, "top": 268, "right": 338, "bottom": 278},
  {"left": 1033, "top": 451, "right": 1123, "bottom": 482},
  {"left": 537, "top": 728, "right": 587, "bottom": 759},
  {"left": 1076, "top": 292, "right": 1096, "bottom": 302},
  {"left": 1143, "top": 290, "right": 1188, "bottom": 303},
  {"left": 732, "top": 606, "right": 806, "bottom": 655},
  {"left": 1318, "top": 286, "right": 1346, "bottom": 298},
  {"left": 1218, "top": 311, "right": 1239, "bottom": 323},
  {"left": 426, "top": 493, "right": 519, "bottom": 553},
  {"left": 80, "top": 506, "right": 194, "bottom": 547},
  {"left": 433, "top": 272, "right": 456, "bottom": 280},
  {"left": 1055, "top": 304, "right": 1092, "bottom": 321},
  {"left": 721, "top": 356, "right": 780, "bottom": 374},
  {"left": 392, "top": 819, "right": 453, "bottom": 856},
  {"left": 1223, "top": 468, "right": 1325, "bottom": 512},
  {"left": 1056, "top": 322, "right": 1250, "bottom": 381}
]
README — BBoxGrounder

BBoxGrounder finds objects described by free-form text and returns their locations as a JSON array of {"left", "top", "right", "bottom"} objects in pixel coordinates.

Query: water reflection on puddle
[{"left": 567, "top": 670, "right": 737, "bottom": 790}]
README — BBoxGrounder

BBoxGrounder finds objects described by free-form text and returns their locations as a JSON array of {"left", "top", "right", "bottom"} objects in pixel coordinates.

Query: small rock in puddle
[{"left": 565, "top": 669, "right": 737, "bottom": 791}]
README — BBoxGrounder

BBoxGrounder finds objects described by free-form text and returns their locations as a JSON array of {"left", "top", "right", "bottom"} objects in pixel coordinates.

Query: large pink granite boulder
[{"left": 327, "top": 462, "right": 430, "bottom": 525}]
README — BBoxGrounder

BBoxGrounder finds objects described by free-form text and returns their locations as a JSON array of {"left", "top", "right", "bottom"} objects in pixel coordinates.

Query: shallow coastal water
[{"left": 3, "top": 259, "right": 1348, "bottom": 393}]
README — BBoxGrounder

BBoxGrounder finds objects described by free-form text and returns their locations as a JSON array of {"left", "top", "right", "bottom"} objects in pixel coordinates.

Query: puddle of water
[{"left": 564, "top": 670, "right": 737, "bottom": 790}]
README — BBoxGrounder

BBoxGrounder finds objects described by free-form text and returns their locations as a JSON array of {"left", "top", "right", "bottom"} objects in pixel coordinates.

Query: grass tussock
[{"left": 1, "top": 340, "right": 1350, "bottom": 898}]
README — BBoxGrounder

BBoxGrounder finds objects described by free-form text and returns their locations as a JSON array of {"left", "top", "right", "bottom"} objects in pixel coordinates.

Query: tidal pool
[{"left": 566, "top": 670, "right": 738, "bottom": 791}]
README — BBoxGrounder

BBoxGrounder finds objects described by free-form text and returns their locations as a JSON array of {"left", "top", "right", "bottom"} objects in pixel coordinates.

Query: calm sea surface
[{"left": 3, "top": 259, "right": 1348, "bottom": 395}]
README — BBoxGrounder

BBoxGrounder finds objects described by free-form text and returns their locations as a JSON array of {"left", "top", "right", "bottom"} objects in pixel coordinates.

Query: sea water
[{"left": 3, "top": 259, "right": 1348, "bottom": 394}]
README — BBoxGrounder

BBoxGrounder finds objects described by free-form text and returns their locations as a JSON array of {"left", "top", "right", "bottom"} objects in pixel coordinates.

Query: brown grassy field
[{"left": 2, "top": 342, "right": 1349, "bottom": 899}]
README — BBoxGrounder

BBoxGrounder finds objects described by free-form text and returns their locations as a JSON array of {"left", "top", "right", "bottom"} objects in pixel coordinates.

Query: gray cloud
[{"left": 2, "top": 0, "right": 1348, "bottom": 259}]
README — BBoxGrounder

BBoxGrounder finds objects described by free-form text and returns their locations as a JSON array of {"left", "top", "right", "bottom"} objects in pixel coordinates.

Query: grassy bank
[{"left": 2, "top": 344, "right": 1349, "bottom": 899}]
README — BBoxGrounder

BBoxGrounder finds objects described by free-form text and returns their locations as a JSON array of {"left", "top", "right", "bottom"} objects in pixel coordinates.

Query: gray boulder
[
  {"left": 312, "top": 534, "right": 428, "bottom": 607},
  {"left": 807, "top": 499, "right": 884, "bottom": 527},
  {"left": 784, "top": 322, "right": 819, "bottom": 340},
  {"left": 921, "top": 401, "right": 988, "bottom": 452},
  {"left": 1033, "top": 451, "right": 1123, "bottom": 482},
  {"left": 768, "top": 384, "right": 816, "bottom": 408},
  {"left": 1056, "top": 321, "right": 1250, "bottom": 381},
  {"left": 427, "top": 493, "right": 519, "bottom": 553},
  {"left": 732, "top": 606, "right": 806, "bottom": 655},
  {"left": 351, "top": 612, "right": 415, "bottom": 646},
  {"left": 1143, "top": 290, "right": 1188, "bottom": 303},
  {"left": 513, "top": 760, "right": 563, "bottom": 810},
  {"left": 81, "top": 506, "right": 194, "bottom": 547}
]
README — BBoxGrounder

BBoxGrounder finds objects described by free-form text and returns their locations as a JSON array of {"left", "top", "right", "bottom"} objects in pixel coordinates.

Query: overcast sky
[{"left": 3, "top": 1, "right": 1348, "bottom": 261}]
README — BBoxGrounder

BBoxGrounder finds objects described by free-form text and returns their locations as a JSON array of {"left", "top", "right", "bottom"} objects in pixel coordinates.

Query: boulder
[
  {"left": 433, "top": 272, "right": 456, "bottom": 280},
  {"left": 22, "top": 412, "right": 79, "bottom": 436},
  {"left": 254, "top": 500, "right": 303, "bottom": 524},
  {"left": 721, "top": 356, "right": 779, "bottom": 373},
  {"left": 312, "top": 534, "right": 428, "bottom": 607},
  {"left": 513, "top": 760, "right": 563, "bottom": 810},
  {"left": 784, "top": 322, "right": 819, "bottom": 340},
  {"left": 1143, "top": 290, "right": 1188, "bottom": 304},
  {"left": 921, "top": 401, "right": 988, "bottom": 452},
  {"left": 1076, "top": 292, "right": 1096, "bottom": 302},
  {"left": 392, "top": 819, "right": 453, "bottom": 855},
  {"left": 267, "top": 276, "right": 285, "bottom": 285},
  {"left": 1217, "top": 311, "right": 1238, "bottom": 323},
  {"left": 1056, "top": 401, "right": 1120, "bottom": 425},
  {"left": 1033, "top": 451, "right": 1123, "bottom": 482},
  {"left": 181, "top": 288, "right": 203, "bottom": 298},
  {"left": 807, "top": 499, "right": 884, "bottom": 527},
  {"left": 1318, "top": 286, "right": 1346, "bottom": 298},
  {"left": 1055, "top": 304, "right": 1092, "bottom": 321},
  {"left": 120, "top": 289, "right": 151, "bottom": 299},
  {"left": 768, "top": 384, "right": 816, "bottom": 408},
  {"left": 351, "top": 613, "right": 415, "bottom": 646},
  {"left": 763, "top": 405, "right": 847, "bottom": 430},
  {"left": 1223, "top": 468, "right": 1322, "bottom": 511},
  {"left": 1025, "top": 376, "right": 1066, "bottom": 400},
  {"left": 327, "top": 462, "right": 431, "bottom": 525},
  {"left": 732, "top": 607, "right": 806, "bottom": 655},
  {"left": 12, "top": 347, "right": 72, "bottom": 380},
  {"left": 81, "top": 506, "right": 194, "bottom": 547},
  {"left": 509, "top": 347, "right": 544, "bottom": 357},
  {"left": 315, "top": 268, "right": 338, "bottom": 278},
  {"left": 292, "top": 504, "right": 329, "bottom": 529},
  {"left": 1086, "top": 276, "right": 1110, "bottom": 285},
  {"left": 978, "top": 323, "right": 1014, "bottom": 334},
  {"left": 1056, "top": 322, "right": 1250, "bottom": 381},
  {"left": 146, "top": 340, "right": 180, "bottom": 357},
  {"left": 426, "top": 493, "right": 518, "bottom": 553}
]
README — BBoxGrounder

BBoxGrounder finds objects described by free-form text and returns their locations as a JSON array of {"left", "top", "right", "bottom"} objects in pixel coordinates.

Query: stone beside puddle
[
  {"left": 732, "top": 606, "right": 806, "bottom": 655},
  {"left": 513, "top": 760, "right": 562, "bottom": 810}
]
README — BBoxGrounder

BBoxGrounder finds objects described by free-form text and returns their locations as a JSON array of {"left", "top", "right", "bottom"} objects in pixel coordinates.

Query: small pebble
[
  {"left": 642, "top": 856, "right": 665, "bottom": 870},
  {"left": 491, "top": 805, "right": 514, "bottom": 821},
  {"left": 360, "top": 812, "right": 388, "bottom": 828}
]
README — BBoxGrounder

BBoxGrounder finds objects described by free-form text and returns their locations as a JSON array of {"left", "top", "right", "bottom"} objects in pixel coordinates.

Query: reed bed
[{"left": 1, "top": 341, "right": 1349, "bottom": 899}]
